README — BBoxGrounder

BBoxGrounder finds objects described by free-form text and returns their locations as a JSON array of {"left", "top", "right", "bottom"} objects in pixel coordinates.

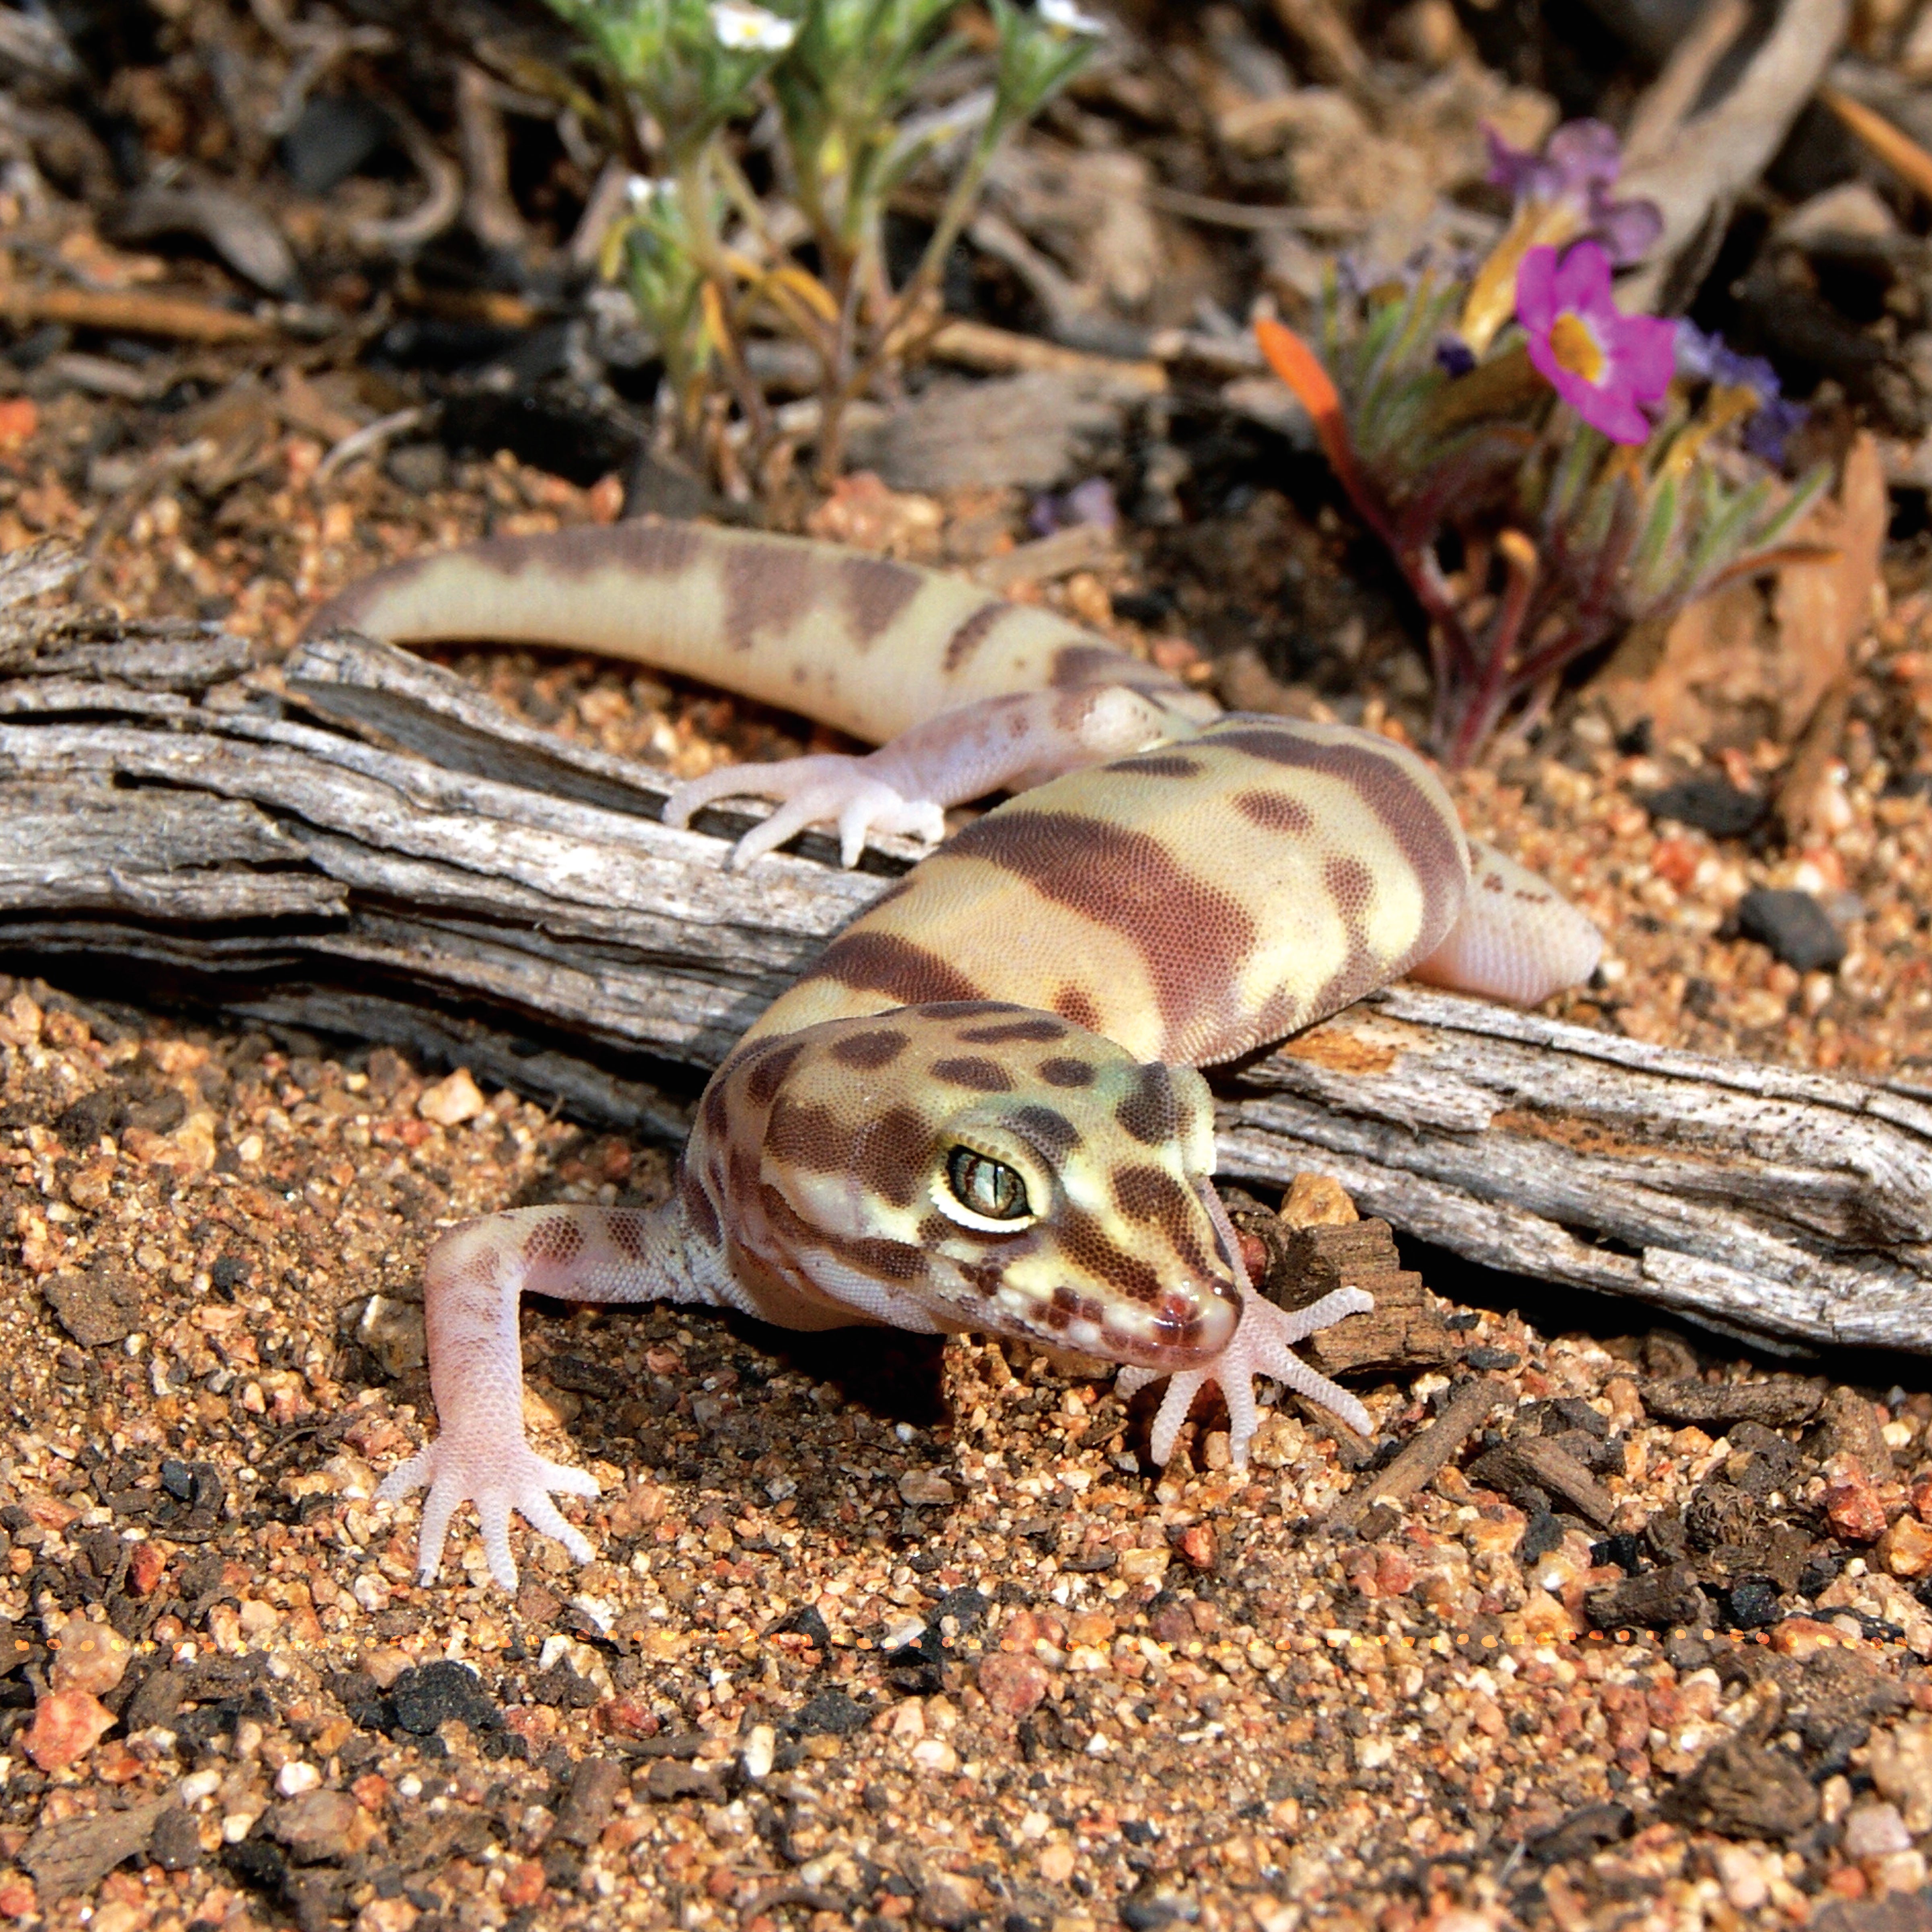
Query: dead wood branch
[
  {"left": 1621, "top": 0, "right": 1850, "bottom": 312},
  {"left": 0, "top": 593, "right": 1926, "bottom": 1358}
]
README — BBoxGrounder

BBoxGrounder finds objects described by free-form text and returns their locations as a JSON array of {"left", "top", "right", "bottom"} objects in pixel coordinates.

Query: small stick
[
  {"left": 926, "top": 317, "right": 1167, "bottom": 395},
  {"left": 1323, "top": 1376, "right": 1511, "bottom": 1535},
  {"left": 0, "top": 284, "right": 275, "bottom": 344}
]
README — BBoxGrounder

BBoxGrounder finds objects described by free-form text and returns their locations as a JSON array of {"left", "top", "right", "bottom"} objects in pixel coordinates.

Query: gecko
[{"left": 309, "top": 519, "right": 1602, "bottom": 1589}]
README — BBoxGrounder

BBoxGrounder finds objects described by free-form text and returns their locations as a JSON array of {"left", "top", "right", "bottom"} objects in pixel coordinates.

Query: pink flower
[{"left": 1515, "top": 242, "right": 1675, "bottom": 445}]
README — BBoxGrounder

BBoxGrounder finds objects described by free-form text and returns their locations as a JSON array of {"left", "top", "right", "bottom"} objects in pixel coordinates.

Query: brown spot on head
[
  {"left": 941, "top": 602, "right": 1010, "bottom": 675},
  {"left": 1111, "top": 754, "right": 1202, "bottom": 780},
  {"left": 743, "top": 1038, "right": 807, "bottom": 1107},
  {"left": 1056, "top": 1207, "right": 1166, "bottom": 1305},
  {"left": 524, "top": 1216, "right": 586, "bottom": 1265},
  {"left": 1010, "top": 1104, "right": 1079, "bottom": 1155},
  {"left": 1055, "top": 986, "right": 1102, "bottom": 1032},
  {"left": 839, "top": 556, "right": 923, "bottom": 646},
  {"left": 1233, "top": 787, "right": 1314, "bottom": 835},
  {"left": 1483, "top": 873, "right": 1506, "bottom": 893},
  {"left": 1112, "top": 1164, "right": 1188, "bottom": 1224},
  {"left": 1109, "top": 1165, "right": 1211, "bottom": 1275},
  {"left": 946, "top": 807, "right": 1256, "bottom": 1048},
  {"left": 814, "top": 932, "right": 984, "bottom": 1006},
  {"left": 1038, "top": 1056, "right": 1095, "bottom": 1088},
  {"left": 765, "top": 1096, "right": 847, "bottom": 1174},
  {"left": 957, "top": 1017, "right": 1067, "bottom": 1045},
  {"left": 830, "top": 1027, "right": 910, "bottom": 1070},
  {"left": 701, "top": 1076, "right": 731, "bottom": 1140},
  {"left": 1116, "top": 1063, "right": 1180, "bottom": 1146},
  {"left": 930, "top": 1056, "right": 1014, "bottom": 1092},
  {"left": 832, "top": 1232, "right": 926, "bottom": 1282},
  {"left": 723, "top": 540, "right": 816, "bottom": 652},
  {"left": 852, "top": 1105, "right": 929, "bottom": 1209}
]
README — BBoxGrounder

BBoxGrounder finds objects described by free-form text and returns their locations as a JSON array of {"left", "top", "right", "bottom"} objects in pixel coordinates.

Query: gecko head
[{"left": 726, "top": 1004, "right": 1243, "bottom": 1368}]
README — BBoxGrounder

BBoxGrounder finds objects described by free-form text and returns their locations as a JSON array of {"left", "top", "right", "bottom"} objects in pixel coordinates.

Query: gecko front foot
[
  {"left": 1117, "top": 1286, "right": 1374, "bottom": 1469},
  {"left": 377, "top": 1434, "right": 600, "bottom": 1590},
  {"left": 666, "top": 755, "right": 945, "bottom": 868}
]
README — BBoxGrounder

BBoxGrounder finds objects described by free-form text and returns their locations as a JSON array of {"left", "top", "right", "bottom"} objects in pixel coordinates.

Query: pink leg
[
  {"left": 1114, "top": 1182, "right": 1372, "bottom": 1466},
  {"left": 1411, "top": 839, "right": 1602, "bottom": 1007},
  {"left": 665, "top": 686, "right": 1176, "bottom": 867},
  {"left": 377, "top": 1201, "right": 719, "bottom": 1588}
]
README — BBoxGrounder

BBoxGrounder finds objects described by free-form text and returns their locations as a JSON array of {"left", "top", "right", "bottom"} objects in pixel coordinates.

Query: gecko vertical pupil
[{"left": 946, "top": 1147, "right": 1029, "bottom": 1220}]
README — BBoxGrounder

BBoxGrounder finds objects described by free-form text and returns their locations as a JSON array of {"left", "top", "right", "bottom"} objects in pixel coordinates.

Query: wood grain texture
[{"left": 1, "top": 574, "right": 1926, "bottom": 1358}]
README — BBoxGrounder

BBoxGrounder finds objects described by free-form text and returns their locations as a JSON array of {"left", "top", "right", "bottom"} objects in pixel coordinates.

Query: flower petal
[
  {"left": 1547, "top": 119, "right": 1622, "bottom": 193},
  {"left": 1549, "top": 239, "right": 1613, "bottom": 315},
  {"left": 1593, "top": 198, "right": 1662, "bottom": 266},
  {"left": 1613, "top": 312, "right": 1680, "bottom": 403},
  {"left": 1514, "top": 245, "right": 1560, "bottom": 333}
]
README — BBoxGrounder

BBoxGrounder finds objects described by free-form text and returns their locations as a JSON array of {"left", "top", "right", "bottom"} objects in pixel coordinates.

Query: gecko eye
[{"left": 939, "top": 1147, "right": 1033, "bottom": 1230}]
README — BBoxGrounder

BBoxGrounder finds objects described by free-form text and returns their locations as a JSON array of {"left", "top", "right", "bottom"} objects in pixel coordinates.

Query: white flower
[
  {"left": 624, "top": 174, "right": 676, "bottom": 208},
  {"left": 1038, "top": 0, "right": 1105, "bottom": 35},
  {"left": 709, "top": 1, "right": 797, "bottom": 51}
]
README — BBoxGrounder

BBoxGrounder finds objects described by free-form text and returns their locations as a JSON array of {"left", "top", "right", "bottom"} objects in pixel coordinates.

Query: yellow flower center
[{"left": 1549, "top": 313, "right": 1605, "bottom": 385}]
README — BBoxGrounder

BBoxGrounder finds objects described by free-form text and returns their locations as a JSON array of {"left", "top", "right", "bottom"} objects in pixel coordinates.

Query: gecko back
[{"left": 752, "top": 715, "right": 1506, "bottom": 1065}]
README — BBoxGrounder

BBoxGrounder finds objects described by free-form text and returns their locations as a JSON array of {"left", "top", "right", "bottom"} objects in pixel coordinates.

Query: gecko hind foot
[
  {"left": 1117, "top": 1286, "right": 1374, "bottom": 1469},
  {"left": 377, "top": 1437, "right": 600, "bottom": 1590},
  {"left": 666, "top": 756, "right": 945, "bottom": 868}
]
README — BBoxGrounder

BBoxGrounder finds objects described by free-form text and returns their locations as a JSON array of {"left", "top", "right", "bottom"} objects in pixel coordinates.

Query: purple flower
[
  {"left": 1675, "top": 319, "right": 1807, "bottom": 463},
  {"left": 1516, "top": 243, "right": 1676, "bottom": 444},
  {"left": 1486, "top": 119, "right": 1662, "bottom": 267}
]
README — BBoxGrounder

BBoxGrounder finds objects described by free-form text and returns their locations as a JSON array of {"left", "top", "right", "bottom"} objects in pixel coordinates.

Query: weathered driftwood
[{"left": 1, "top": 553, "right": 1928, "bottom": 1358}]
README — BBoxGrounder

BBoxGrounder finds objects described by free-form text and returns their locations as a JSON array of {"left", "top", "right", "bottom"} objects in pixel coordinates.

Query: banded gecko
[{"left": 311, "top": 520, "right": 1601, "bottom": 1588}]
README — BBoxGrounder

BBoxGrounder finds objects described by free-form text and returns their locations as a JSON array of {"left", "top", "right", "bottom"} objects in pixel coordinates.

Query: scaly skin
[{"left": 314, "top": 522, "right": 1604, "bottom": 1588}]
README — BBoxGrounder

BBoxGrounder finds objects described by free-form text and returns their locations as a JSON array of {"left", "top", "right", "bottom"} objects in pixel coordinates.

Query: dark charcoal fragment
[
  {"left": 1643, "top": 776, "right": 1766, "bottom": 837},
  {"left": 1465, "top": 1347, "right": 1520, "bottom": 1371},
  {"left": 150, "top": 1805, "right": 202, "bottom": 1872},
  {"left": 54, "top": 1087, "right": 126, "bottom": 1146},
  {"left": 1662, "top": 1736, "right": 1819, "bottom": 1839},
  {"left": 387, "top": 1660, "right": 501, "bottom": 1736},
  {"left": 544, "top": 1354, "right": 628, "bottom": 1401},
  {"left": 930, "top": 1587, "right": 990, "bottom": 1635},
  {"left": 771, "top": 1603, "right": 830, "bottom": 1648},
  {"left": 1736, "top": 889, "right": 1846, "bottom": 973},
  {"left": 791, "top": 1687, "right": 867, "bottom": 1736},
  {"left": 1526, "top": 1802, "right": 1634, "bottom": 1864},
  {"left": 1586, "top": 1561, "right": 1710, "bottom": 1631},
  {"left": 643, "top": 1760, "right": 727, "bottom": 1802},
  {"left": 1639, "top": 1378, "right": 1825, "bottom": 1427},
  {"left": 1725, "top": 1580, "right": 1784, "bottom": 1629},
  {"left": 1520, "top": 1510, "right": 1566, "bottom": 1565},
  {"left": 124, "top": 1667, "right": 185, "bottom": 1731},
  {"left": 1799, "top": 1550, "right": 1845, "bottom": 1598}
]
